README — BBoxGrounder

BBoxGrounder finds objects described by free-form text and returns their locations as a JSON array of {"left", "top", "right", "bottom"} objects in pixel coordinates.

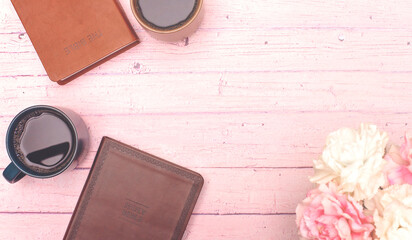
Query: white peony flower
[
  {"left": 370, "top": 184, "right": 412, "bottom": 240},
  {"left": 310, "top": 123, "right": 388, "bottom": 201}
]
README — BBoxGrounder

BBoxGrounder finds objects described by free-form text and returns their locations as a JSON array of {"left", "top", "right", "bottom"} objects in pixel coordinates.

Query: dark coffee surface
[
  {"left": 12, "top": 109, "right": 73, "bottom": 174},
  {"left": 136, "top": 0, "right": 197, "bottom": 29}
]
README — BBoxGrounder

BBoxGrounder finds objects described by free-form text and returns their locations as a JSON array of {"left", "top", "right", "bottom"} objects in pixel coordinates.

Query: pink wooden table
[{"left": 1, "top": 0, "right": 412, "bottom": 239}]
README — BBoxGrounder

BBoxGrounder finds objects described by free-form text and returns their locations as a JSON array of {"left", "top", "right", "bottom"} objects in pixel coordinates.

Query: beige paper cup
[{"left": 131, "top": 0, "right": 203, "bottom": 42}]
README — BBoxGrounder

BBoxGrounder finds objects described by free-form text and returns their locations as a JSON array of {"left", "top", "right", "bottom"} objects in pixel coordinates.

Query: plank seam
[{"left": 0, "top": 212, "right": 296, "bottom": 216}]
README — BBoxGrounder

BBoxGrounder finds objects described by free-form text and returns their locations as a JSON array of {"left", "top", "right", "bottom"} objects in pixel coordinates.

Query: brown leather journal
[
  {"left": 11, "top": 0, "right": 139, "bottom": 84},
  {"left": 64, "top": 137, "right": 204, "bottom": 240}
]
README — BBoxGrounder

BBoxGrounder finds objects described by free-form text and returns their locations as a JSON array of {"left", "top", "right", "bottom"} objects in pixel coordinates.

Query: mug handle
[{"left": 3, "top": 162, "right": 25, "bottom": 183}]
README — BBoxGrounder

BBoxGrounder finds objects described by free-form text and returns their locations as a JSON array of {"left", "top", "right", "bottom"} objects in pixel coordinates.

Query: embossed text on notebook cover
[
  {"left": 64, "top": 137, "right": 204, "bottom": 240},
  {"left": 11, "top": 0, "right": 139, "bottom": 84}
]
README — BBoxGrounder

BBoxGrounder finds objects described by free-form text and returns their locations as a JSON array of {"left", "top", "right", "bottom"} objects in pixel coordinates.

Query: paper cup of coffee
[{"left": 130, "top": 0, "right": 204, "bottom": 41}]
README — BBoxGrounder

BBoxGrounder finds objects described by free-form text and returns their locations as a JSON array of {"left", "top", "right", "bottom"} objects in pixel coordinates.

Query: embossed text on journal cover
[
  {"left": 64, "top": 137, "right": 204, "bottom": 240},
  {"left": 11, "top": 0, "right": 139, "bottom": 84}
]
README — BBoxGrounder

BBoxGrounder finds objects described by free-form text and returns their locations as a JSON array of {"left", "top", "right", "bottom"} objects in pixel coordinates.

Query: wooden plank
[
  {"left": 0, "top": 213, "right": 298, "bottom": 240},
  {"left": 0, "top": 168, "right": 314, "bottom": 214},
  {"left": 185, "top": 214, "right": 298, "bottom": 240},
  {"left": 0, "top": 111, "right": 409, "bottom": 169},
  {"left": 1, "top": 0, "right": 412, "bottom": 34},
  {"left": 0, "top": 213, "right": 71, "bottom": 240},
  {"left": 1, "top": 28, "right": 412, "bottom": 77},
  {"left": 2, "top": 71, "right": 412, "bottom": 116}
]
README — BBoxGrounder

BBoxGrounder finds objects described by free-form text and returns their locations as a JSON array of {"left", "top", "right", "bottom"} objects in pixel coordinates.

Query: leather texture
[
  {"left": 64, "top": 137, "right": 204, "bottom": 240},
  {"left": 11, "top": 0, "right": 139, "bottom": 83}
]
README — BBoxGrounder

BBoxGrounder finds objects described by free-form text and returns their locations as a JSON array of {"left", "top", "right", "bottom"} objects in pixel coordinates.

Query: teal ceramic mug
[{"left": 3, "top": 105, "right": 88, "bottom": 183}]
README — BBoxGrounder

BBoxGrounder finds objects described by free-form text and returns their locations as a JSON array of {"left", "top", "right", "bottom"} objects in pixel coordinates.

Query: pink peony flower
[
  {"left": 384, "top": 134, "right": 412, "bottom": 185},
  {"left": 296, "top": 184, "right": 374, "bottom": 240}
]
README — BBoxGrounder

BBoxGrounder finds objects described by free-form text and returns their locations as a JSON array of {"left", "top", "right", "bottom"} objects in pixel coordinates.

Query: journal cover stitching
[{"left": 68, "top": 138, "right": 202, "bottom": 240}]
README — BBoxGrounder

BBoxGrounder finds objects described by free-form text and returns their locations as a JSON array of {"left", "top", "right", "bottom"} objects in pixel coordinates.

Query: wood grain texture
[
  {"left": 0, "top": 168, "right": 315, "bottom": 214},
  {"left": 2, "top": 28, "right": 412, "bottom": 76},
  {"left": 1, "top": 0, "right": 412, "bottom": 239},
  {"left": 0, "top": 214, "right": 299, "bottom": 240}
]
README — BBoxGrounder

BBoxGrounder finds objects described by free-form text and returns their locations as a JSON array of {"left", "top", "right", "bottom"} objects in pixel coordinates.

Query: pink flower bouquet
[{"left": 296, "top": 124, "right": 412, "bottom": 240}]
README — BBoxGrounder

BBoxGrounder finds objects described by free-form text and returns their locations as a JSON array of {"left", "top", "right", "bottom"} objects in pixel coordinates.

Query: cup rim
[
  {"left": 130, "top": 0, "right": 203, "bottom": 34},
  {"left": 5, "top": 105, "right": 79, "bottom": 179}
]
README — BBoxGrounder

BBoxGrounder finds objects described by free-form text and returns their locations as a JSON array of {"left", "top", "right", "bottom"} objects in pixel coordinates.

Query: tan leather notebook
[
  {"left": 11, "top": 0, "right": 139, "bottom": 84},
  {"left": 64, "top": 137, "right": 204, "bottom": 240}
]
